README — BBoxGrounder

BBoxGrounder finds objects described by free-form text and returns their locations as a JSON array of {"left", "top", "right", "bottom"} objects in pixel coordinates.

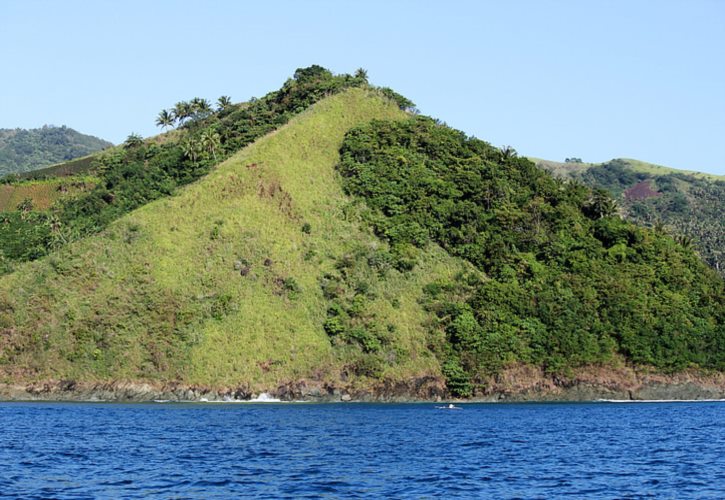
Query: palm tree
[
  {"left": 675, "top": 234, "right": 695, "bottom": 250},
  {"left": 200, "top": 130, "right": 221, "bottom": 161},
  {"left": 16, "top": 197, "right": 34, "bottom": 219},
  {"left": 190, "top": 97, "right": 212, "bottom": 119},
  {"left": 155, "top": 109, "right": 174, "bottom": 131},
  {"left": 123, "top": 133, "right": 143, "bottom": 149},
  {"left": 354, "top": 68, "right": 368, "bottom": 82},
  {"left": 500, "top": 145, "right": 517, "bottom": 160},
  {"left": 182, "top": 138, "right": 200, "bottom": 162},
  {"left": 217, "top": 95, "right": 232, "bottom": 111},
  {"left": 587, "top": 189, "right": 618, "bottom": 219},
  {"left": 173, "top": 101, "right": 193, "bottom": 124}
]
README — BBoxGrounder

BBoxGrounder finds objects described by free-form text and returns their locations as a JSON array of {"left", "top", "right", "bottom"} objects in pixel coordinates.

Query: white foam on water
[
  {"left": 249, "top": 392, "right": 281, "bottom": 403},
  {"left": 191, "top": 392, "right": 285, "bottom": 403}
]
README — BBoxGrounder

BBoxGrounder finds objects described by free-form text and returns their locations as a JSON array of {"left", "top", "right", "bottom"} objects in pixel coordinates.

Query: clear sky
[{"left": 1, "top": 0, "right": 723, "bottom": 174}]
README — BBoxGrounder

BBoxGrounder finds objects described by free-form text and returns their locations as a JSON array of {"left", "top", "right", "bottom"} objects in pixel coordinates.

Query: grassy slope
[
  {"left": 14, "top": 153, "right": 99, "bottom": 180},
  {"left": 532, "top": 157, "right": 724, "bottom": 181},
  {"left": 0, "top": 89, "right": 463, "bottom": 389},
  {"left": 0, "top": 176, "right": 97, "bottom": 211}
]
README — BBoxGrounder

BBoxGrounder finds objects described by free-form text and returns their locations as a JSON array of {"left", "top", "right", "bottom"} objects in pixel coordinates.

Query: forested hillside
[
  {"left": 536, "top": 159, "right": 725, "bottom": 275},
  {"left": 339, "top": 119, "right": 724, "bottom": 395},
  {"left": 0, "top": 126, "right": 111, "bottom": 177}
]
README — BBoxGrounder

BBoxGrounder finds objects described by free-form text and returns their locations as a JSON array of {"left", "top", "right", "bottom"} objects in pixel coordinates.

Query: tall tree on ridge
[
  {"left": 173, "top": 101, "right": 193, "bottom": 125},
  {"left": 155, "top": 109, "right": 174, "bottom": 131},
  {"left": 217, "top": 95, "right": 232, "bottom": 111}
]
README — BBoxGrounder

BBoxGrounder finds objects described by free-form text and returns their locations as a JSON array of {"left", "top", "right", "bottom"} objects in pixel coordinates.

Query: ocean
[{"left": 0, "top": 401, "right": 723, "bottom": 498}]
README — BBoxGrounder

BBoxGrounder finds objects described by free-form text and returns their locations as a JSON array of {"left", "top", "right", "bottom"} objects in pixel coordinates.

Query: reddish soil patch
[{"left": 625, "top": 180, "right": 661, "bottom": 201}]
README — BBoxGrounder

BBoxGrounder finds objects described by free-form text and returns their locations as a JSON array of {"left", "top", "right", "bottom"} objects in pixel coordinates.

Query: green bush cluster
[
  {"left": 338, "top": 116, "right": 724, "bottom": 393},
  {"left": 320, "top": 249, "right": 395, "bottom": 361}
]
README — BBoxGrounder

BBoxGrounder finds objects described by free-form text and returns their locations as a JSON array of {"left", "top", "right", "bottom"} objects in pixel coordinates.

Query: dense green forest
[
  {"left": 338, "top": 118, "right": 724, "bottom": 395},
  {"left": 0, "top": 126, "right": 111, "bottom": 177},
  {"left": 538, "top": 159, "right": 725, "bottom": 276}
]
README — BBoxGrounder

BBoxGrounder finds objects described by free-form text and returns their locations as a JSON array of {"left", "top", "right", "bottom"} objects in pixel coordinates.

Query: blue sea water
[{"left": 0, "top": 401, "right": 723, "bottom": 498}]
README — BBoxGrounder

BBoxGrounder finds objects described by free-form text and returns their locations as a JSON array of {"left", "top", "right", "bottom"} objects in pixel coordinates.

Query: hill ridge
[
  {"left": 532, "top": 156, "right": 724, "bottom": 181},
  {"left": 533, "top": 156, "right": 724, "bottom": 275}
]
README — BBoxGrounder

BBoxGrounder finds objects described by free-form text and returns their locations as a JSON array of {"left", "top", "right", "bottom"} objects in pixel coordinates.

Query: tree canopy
[{"left": 338, "top": 117, "right": 724, "bottom": 394}]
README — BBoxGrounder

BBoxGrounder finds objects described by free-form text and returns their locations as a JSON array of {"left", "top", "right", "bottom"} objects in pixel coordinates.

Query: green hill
[
  {"left": 0, "top": 88, "right": 462, "bottom": 392},
  {"left": 0, "top": 126, "right": 112, "bottom": 177},
  {"left": 0, "top": 68, "right": 722, "bottom": 400},
  {"left": 533, "top": 158, "right": 725, "bottom": 275}
]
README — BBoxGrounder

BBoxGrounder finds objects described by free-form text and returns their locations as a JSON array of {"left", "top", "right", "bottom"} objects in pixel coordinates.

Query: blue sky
[{"left": 1, "top": 0, "right": 723, "bottom": 174}]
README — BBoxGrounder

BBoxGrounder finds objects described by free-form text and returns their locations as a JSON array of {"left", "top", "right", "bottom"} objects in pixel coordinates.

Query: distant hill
[
  {"left": 0, "top": 125, "right": 112, "bottom": 177},
  {"left": 535, "top": 157, "right": 723, "bottom": 182},
  {"left": 534, "top": 158, "right": 725, "bottom": 275}
]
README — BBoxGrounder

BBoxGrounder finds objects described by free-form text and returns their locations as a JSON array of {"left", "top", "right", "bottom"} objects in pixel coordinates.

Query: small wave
[
  {"left": 249, "top": 393, "right": 281, "bottom": 403},
  {"left": 193, "top": 392, "right": 283, "bottom": 403},
  {"left": 98, "top": 479, "right": 134, "bottom": 487},
  {"left": 460, "top": 441, "right": 492, "bottom": 448}
]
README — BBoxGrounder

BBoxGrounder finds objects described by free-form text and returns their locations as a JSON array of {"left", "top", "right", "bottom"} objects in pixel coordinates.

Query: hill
[
  {"left": 533, "top": 158, "right": 725, "bottom": 275},
  {"left": 0, "top": 68, "right": 722, "bottom": 401},
  {"left": 535, "top": 157, "right": 723, "bottom": 182},
  {"left": 0, "top": 88, "right": 461, "bottom": 395},
  {"left": 0, "top": 126, "right": 112, "bottom": 177}
]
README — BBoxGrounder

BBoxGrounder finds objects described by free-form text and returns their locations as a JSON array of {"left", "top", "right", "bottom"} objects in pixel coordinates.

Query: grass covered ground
[
  {"left": 0, "top": 88, "right": 463, "bottom": 390},
  {"left": 0, "top": 177, "right": 97, "bottom": 211}
]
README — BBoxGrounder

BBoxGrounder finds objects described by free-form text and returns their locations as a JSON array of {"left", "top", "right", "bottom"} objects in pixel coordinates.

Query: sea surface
[{"left": 0, "top": 401, "right": 723, "bottom": 498}]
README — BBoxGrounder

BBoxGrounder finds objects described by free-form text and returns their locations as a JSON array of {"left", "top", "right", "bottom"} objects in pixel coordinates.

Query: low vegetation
[
  {"left": 0, "top": 86, "right": 455, "bottom": 390},
  {"left": 0, "top": 177, "right": 96, "bottom": 212}
]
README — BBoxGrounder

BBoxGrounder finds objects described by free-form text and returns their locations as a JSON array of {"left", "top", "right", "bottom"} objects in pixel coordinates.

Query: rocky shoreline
[{"left": 1, "top": 366, "right": 723, "bottom": 403}]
